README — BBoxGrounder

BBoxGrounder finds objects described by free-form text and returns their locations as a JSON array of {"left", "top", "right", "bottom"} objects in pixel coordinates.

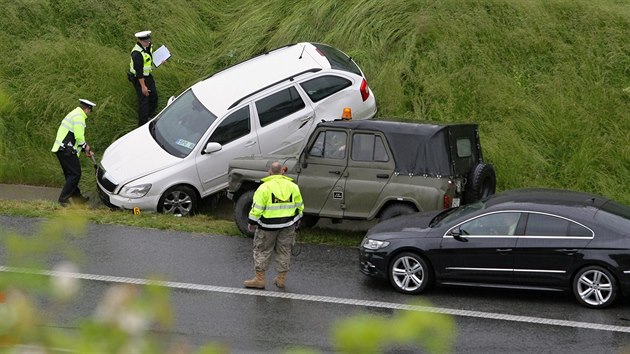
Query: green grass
[{"left": 0, "top": 0, "right": 628, "bottom": 208}]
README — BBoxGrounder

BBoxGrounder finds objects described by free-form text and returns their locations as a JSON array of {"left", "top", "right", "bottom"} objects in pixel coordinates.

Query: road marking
[{"left": 2, "top": 265, "right": 629, "bottom": 334}]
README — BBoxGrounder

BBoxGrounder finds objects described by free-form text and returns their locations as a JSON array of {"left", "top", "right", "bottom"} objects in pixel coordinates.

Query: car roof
[
  {"left": 317, "top": 119, "right": 479, "bottom": 176},
  {"left": 485, "top": 188, "right": 611, "bottom": 209},
  {"left": 191, "top": 42, "right": 329, "bottom": 118}
]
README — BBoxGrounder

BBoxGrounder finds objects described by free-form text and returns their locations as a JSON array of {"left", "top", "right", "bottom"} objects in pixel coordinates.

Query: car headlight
[
  {"left": 362, "top": 239, "right": 390, "bottom": 250},
  {"left": 119, "top": 183, "right": 152, "bottom": 198}
]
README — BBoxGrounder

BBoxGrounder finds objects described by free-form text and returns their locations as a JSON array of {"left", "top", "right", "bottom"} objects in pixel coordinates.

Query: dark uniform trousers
[
  {"left": 132, "top": 74, "right": 158, "bottom": 126},
  {"left": 55, "top": 149, "right": 82, "bottom": 203}
]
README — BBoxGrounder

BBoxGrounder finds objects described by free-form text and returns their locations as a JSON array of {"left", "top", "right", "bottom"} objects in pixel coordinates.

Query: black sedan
[{"left": 359, "top": 188, "right": 630, "bottom": 308}]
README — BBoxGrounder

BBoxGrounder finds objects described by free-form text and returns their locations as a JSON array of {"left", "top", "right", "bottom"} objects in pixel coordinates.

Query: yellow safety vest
[
  {"left": 51, "top": 107, "right": 88, "bottom": 156},
  {"left": 129, "top": 44, "right": 153, "bottom": 77},
  {"left": 249, "top": 175, "right": 304, "bottom": 229}
]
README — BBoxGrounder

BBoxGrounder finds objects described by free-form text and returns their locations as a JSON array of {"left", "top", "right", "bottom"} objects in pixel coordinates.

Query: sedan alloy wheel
[
  {"left": 573, "top": 266, "right": 617, "bottom": 309},
  {"left": 389, "top": 252, "right": 432, "bottom": 294}
]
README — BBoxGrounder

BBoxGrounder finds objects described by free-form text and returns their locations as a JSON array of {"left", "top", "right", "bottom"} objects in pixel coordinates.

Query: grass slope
[{"left": 0, "top": 0, "right": 629, "bottom": 204}]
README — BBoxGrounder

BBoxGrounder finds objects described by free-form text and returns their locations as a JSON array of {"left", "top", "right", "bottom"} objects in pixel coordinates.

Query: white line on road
[{"left": 2, "top": 265, "right": 629, "bottom": 333}]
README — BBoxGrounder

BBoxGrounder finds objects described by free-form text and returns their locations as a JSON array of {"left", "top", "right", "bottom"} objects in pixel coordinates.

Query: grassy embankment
[{"left": 1, "top": 0, "right": 629, "bottom": 241}]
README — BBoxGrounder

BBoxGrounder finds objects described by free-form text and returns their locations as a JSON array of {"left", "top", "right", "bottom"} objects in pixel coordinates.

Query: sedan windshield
[
  {"left": 432, "top": 200, "right": 486, "bottom": 227},
  {"left": 150, "top": 90, "right": 217, "bottom": 158}
]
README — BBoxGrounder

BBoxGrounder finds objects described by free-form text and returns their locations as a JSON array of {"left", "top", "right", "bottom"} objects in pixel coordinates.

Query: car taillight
[
  {"left": 360, "top": 78, "right": 370, "bottom": 102},
  {"left": 443, "top": 194, "right": 452, "bottom": 209}
]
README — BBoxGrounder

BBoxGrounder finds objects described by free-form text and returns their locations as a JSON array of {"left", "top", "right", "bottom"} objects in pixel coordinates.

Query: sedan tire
[
  {"left": 388, "top": 252, "right": 432, "bottom": 295},
  {"left": 158, "top": 185, "right": 197, "bottom": 216},
  {"left": 573, "top": 265, "right": 618, "bottom": 309}
]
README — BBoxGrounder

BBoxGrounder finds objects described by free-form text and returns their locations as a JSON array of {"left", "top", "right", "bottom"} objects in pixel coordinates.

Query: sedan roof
[{"left": 485, "top": 188, "right": 611, "bottom": 209}]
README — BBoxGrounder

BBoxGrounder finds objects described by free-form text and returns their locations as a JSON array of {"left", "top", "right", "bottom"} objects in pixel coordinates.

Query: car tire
[
  {"left": 379, "top": 203, "right": 416, "bottom": 221},
  {"left": 235, "top": 190, "right": 255, "bottom": 237},
  {"left": 464, "top": 162, "right": 496, "bottom": 203},
  {"left": 298, "top": 214, "right": 319, "bottom": 229},
  {"left": 388, "top": 252, "right": 432, "bottom": 295},
  {"left": 158, "top": 185, "right": 197, "bottom": 216},
  {"left": 572, "top": 265, "right": 618, "bottom": 309}
]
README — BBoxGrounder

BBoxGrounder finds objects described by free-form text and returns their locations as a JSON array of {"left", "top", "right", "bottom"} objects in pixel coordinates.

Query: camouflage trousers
[{"left": 252, "top": 225, "right": 296, "bottom": 273}]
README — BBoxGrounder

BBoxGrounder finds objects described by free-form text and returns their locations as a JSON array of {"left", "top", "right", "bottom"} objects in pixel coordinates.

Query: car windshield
[
  {"left": 150, "top": 90, "right": 217, "bottom": 158},
  {"left": 431, "top": 200, "right": 487, "bottom": 227}
]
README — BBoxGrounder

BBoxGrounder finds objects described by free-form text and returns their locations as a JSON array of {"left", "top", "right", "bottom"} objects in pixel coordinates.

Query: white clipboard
[{"left": 153, "top": 45, "right": 171, "bottom": 67}]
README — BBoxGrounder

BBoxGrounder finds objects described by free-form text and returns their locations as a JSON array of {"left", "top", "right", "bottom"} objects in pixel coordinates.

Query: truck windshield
[{"left": 150, "top": 90, "right": 217, "bottom": 158}]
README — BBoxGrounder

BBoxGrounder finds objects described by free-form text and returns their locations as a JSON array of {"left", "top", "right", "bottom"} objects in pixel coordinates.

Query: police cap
[
  {"left": 79, "top": 99, "right": 97, "bottom": 108},
  {"left": 135, "top": 30, "right": 152, "bottom": 41}
]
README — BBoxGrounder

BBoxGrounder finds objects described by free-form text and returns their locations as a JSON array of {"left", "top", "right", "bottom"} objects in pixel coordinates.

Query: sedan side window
[
  {"left": 209, "top": 106, "right": 250, "bottom": 146},
  {"left": 459, "top": 212, "right": 521, "bottom": 236},
  {"left": 300, "top": 75, "right": 352, "bottom": 103},
  {"left": 524, "top": 213, "right": 592, "bottom": 237},
  {"left": 256, "top": 86, "right": 306, "bottom": 127}
]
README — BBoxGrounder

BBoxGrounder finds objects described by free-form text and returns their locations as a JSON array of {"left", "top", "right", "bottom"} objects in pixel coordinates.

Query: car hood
[
  {"left": 100, "top": 125, "right": 182, "bottom": 185},
  {"left": 366, "top": 210, "right": 444, "bottom": 238}
]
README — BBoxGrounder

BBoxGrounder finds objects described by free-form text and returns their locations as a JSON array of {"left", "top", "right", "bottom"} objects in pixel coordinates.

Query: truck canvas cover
[{"left": 317, "top": 120, "right": 479, "bottom": 177}]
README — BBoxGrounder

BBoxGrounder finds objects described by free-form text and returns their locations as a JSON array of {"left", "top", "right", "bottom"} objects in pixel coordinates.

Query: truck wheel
[
  {"left": 464, "top": 163, "right": 496, "bottom": 204},
  {"left": 158, "top": 185, "right": 197, "bottom": 216},
  {"left": 379, "top": 204, "right": 416, "bottom": 221},
  {"left": 234, "top": 190, "right": 255, "bottom": 237}
]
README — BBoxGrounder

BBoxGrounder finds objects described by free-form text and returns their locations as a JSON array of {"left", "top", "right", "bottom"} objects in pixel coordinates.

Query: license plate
[{"left": 452, "top": 198, "right": 461, "bottom": 208}]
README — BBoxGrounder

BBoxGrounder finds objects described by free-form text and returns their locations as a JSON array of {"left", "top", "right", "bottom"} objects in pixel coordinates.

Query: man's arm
[{"left": 131, "top": 51, "right": 149, "bottom": 96}]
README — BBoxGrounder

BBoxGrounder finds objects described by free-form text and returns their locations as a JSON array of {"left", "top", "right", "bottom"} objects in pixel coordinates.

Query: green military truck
[{"left": 227, "top": 119, "right": 496, "bottom": 237}]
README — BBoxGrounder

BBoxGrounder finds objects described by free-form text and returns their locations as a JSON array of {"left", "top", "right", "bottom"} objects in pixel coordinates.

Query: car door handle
[
  {"left": 496, "top": 248, "right": 512, "bottom": 253},
  {"left": 329, "top": 170, "right": 341, "bottom": 175},
  {"left": 377, "top": 174, "right": 389, "bottom": 179},
  {"left": 298, "top": 116, "right": 313, "bottom": 129},
  {"left": 244, "top": 141, "right": 257, "bottom": 147},
  {"left": 559, "top": 249, "right": 578, "bottom": 255}
]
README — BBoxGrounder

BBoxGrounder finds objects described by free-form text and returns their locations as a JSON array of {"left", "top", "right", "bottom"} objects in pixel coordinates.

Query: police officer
[
  {"left": 244, "top": 162, "right": 304, "bottom": 289},
  {"left": 51, "top": 99, "right": 96, "bottom": 206},
  {"left": 129, "top": 30, "right": 158, "bottom": 127}
]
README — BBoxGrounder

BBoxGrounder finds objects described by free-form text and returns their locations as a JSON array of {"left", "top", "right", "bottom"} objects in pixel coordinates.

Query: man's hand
[
  {"left": 141, "top": 85, "right": 150, "bottom": 96},
  {"left": 84, "top": 145, "right": 94, "bottom": 158}
]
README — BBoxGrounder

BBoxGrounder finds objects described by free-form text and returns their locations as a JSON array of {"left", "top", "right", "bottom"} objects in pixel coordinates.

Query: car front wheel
[
  {"left": 388, "top": 252, "right": 432, "bottom": 295},
  {"left": 573, "top": 266, "right": 618, "bottom": 309},
  {"left": 158, "top": 185, "right": 197, "bottom": 216}
]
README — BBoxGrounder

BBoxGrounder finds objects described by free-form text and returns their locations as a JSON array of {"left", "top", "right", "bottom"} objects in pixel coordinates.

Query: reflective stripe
[
  {"left": 255, "top": 215, "right": 302, "bottom": 229},
  {"left": 259, "top": 203, "right": 301, "bottom": 211}
]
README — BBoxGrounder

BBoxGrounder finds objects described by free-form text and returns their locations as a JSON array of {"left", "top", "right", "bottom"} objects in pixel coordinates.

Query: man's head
[
  {"left": 79, "top": 99, "right": 96, "bottom": 114},
  {"left": 268, "top": 162, "right": 285, "bottom": 175},
  {"left": 135, "top": 30, "right": 152, "bottom": 48}
]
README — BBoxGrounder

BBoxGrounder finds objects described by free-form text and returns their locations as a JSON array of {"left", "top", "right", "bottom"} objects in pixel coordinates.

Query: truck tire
[
  {"left": 379, "top": 203, "right": 416, "bottom": 221},
  {"left": 464, "top": 163, "right": 496, "bottom": 204},
  {"left": 234, "top": 190, "right": 255, "bottom": 237}
]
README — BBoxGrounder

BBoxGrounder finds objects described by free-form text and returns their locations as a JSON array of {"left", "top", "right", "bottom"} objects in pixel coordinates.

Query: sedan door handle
[
  {"left": 376, "top": 173, "right": 390, "bottom": 179},
  {"left": 496, "top": 248, "right": 513, "bottom": 253},
  {"left": 559, "top": 249, "right": 578, "bottom": 255},
  {"left": 329, "top": 170, "right": 341, "bottom": 175},
  {"left": 244, "top": 141, "right": 257, "bottom": 147}
]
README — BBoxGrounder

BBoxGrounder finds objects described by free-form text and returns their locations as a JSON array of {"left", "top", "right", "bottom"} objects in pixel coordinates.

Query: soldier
[{"left": 244, "top": 162, "right": 304, "bottom": 289}]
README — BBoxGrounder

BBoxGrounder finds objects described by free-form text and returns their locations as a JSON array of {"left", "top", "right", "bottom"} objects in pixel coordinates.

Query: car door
[
  {"left": 253, "top": 85, "right": 315, "bottom": 155},
  {"left": 437, "top": 212, "right": 522, "bottom": 284},
  {"left": 295, "top": 129, "right": 347, "bottom": 218},
  {"left": 514, "top": 212, "right": 594, "bottom": 287},
  {"left": 195, "top": 105, "right": 260, "bottom": 194},
  {"left": 342, "top": 132, "right": 394, "bottom": 218}
]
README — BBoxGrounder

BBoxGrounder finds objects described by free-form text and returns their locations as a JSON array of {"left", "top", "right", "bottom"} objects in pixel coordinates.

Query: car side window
[
  {"left": 255, "top": 86, "right": 306, "bottom": 127},
  {"left": 351, "top": 133, "right": 389, "bottom": 162},
  {"left": 300, "top": 75, "right": 352, "bottom": 103},
  {"left": 524, "top": 213, "right": 591, "bottom": 237},
  {"left": 209, "top": 106, "right": 250, "bottom": 146},
  {"left": 459, "top": 212, "right": 521, "bottom": 236},
  {"left": 307, "top": 130, "right": 346, "bottom": 159}
]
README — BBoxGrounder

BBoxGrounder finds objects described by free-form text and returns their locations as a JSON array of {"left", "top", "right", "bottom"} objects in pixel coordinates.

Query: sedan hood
[
  {"left": 366, "top": 210, "right": 444, "bottom": 237},
  {"left": 100, "top": 125, "right": 181, "bottom": 185}
]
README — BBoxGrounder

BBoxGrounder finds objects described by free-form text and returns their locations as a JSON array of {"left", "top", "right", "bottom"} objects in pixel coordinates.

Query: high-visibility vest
[
  {"left": 51, "top": 107, "right": 87, "bottom": 156},
  {"left": 249, "top": 175, "right": 304, "bottom": 229},
  {"left": 129, "top": 44, "right": 153, "bottom": 77}
]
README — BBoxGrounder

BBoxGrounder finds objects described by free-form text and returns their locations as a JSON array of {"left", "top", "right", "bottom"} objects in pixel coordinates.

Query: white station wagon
[{"left": 97, "top": 42, "right": 377, "bottom": 215}]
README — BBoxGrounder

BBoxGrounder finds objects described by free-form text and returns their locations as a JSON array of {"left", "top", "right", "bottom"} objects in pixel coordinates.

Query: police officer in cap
[
  {"left": 129, "top": 30, "right": 158, "bottom": 127},
  {"left": 51, "top": 99, "right": 96, "bottom": 206}
]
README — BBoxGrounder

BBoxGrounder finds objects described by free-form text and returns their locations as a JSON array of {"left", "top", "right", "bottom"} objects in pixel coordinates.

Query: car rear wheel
[
  {"left": 158, "top": 185, "right": 197, "bottom": 216},
  {"left": 573, "top": 266, "right": 618, "bottom": 309},
  {"left": 388, "top": 252, "right": 432, "bottom": 294},
  {"left": 379, "top": 204, "right": 416, "bottom": 221},
  {"left": 235, "top": 190, "right": 255, "bottom": 237},
  {"left": 464, "top": 163, "right": 496, "bottom": 203}
]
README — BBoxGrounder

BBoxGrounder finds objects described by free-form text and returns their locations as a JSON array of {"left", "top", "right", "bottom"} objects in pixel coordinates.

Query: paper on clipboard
[{"left": 153, "top": 45, "right": 171, "bottom": 67}]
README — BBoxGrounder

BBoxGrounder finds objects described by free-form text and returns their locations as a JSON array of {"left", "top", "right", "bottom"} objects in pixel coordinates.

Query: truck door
[
  {"left": 295, "top": 129, "right": 347, "bottom": 218},
  {"left": 342, "top": 132, "right": 394, "bottom": 218}
]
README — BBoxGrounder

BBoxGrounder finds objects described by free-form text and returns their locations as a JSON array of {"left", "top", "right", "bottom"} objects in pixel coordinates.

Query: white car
[{"left": 97, "top": 42, "right": 377, "bottom": 216}]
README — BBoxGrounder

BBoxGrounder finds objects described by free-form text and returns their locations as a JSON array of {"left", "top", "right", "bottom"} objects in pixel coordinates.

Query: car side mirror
[
  {"left": 167, "top": 96, "right": 176, "bottom": 106},
  {"left": 203, "top": 142, "right": 222, "bottom": 155},
  {"left": 450, "top": 226, "right": 468, "bottom": 242}
]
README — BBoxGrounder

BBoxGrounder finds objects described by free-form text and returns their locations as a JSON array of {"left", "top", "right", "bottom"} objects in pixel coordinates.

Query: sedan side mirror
[
  {"left": 450, "top": 226, "right": 469, "bottom": 242},
  {"left": 203, "top": 142, "right": 222, "bottom": 155},
  {"left": 167, "top": 96, "right": 176, "bottom": 106}
]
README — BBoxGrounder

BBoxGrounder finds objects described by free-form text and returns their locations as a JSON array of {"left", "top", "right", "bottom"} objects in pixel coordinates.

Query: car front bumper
[{"left": 358, "top": 248, "right": 388, "bottom": 279}]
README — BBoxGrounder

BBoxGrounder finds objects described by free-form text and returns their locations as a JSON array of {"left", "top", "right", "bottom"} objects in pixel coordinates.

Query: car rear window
[
  {"left": 312, "top": 43, "right": 362, "bottom": 76},
  {"left": 300, "top": 75, "right": 352, "bottom": 103},
  {"left": 595, "top": 200, "right": 630, "bottom": 236}
]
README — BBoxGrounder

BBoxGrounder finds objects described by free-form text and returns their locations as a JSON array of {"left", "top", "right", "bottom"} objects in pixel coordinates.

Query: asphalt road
[{"left": 2, "top": 215, "right": 630, "bottom": 353}]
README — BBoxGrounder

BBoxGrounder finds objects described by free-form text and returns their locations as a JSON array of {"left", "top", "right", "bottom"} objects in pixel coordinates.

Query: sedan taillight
[
  {"left": 443, "top": 194, "right": 452, "bottom": 209},
  {"left": 360, "top": 78, "right": 370, "bottom": 102}
]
